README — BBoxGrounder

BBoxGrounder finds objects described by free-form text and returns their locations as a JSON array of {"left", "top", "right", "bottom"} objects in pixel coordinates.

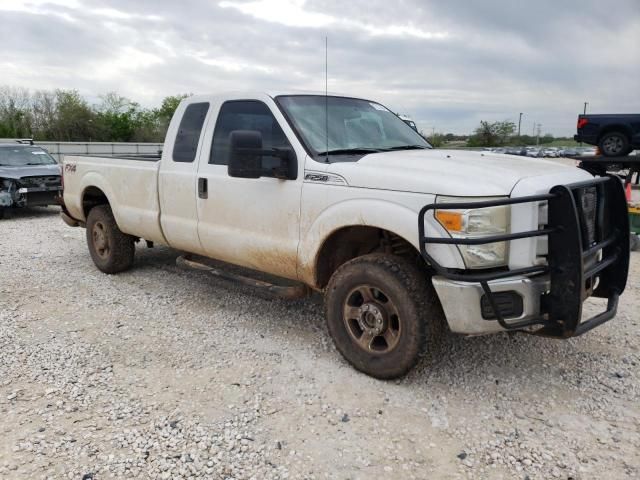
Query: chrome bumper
[{"left": 432, "top": 275, "right": 549, "bottom": 335}]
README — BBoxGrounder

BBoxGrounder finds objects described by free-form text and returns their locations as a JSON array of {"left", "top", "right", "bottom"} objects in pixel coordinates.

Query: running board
[{"left": 176, "top": 255, "right": 311, "bottom": 300}]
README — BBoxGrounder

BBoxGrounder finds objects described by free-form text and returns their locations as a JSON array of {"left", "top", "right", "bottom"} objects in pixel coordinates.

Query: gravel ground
[{"left": 0, "top": 207, "right": 638, "bottom": 480}]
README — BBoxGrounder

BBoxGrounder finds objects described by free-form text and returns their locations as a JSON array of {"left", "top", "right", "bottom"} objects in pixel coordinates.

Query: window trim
[
  {"left": 172, "top": 102, "right": 210, "bottom": 163},
  {"left": 208, "top": 99, "right": 298, "bottom": 178}
]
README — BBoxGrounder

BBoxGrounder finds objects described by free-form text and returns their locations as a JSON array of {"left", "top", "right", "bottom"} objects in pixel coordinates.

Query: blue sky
[{"left": 1, "top": 0, "right": 639, "bottom": 135}]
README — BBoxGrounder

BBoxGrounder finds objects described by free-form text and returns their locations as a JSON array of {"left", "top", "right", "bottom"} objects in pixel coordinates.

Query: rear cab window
[{"left": 173, "top": 102, "right": 210, "bottom": 163}]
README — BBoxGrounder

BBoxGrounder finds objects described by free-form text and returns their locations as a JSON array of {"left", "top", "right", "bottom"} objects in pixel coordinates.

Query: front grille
[
  {"left": 18, "top": 176, "right": 61, "bottom": 188},
  {"left": 580, "top": 187, "right": 597, "bottom": 246},
  {"left": 574, "top": 186, "right": 598, "bottom": 247}
]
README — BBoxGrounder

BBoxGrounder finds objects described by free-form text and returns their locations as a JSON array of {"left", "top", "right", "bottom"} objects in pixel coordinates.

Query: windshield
[
  {"left": 276, "top": 95, "right": 431, "bottom": 157},
  {"left": 0, "top": 146, "right": 57, "bottom": 166}
]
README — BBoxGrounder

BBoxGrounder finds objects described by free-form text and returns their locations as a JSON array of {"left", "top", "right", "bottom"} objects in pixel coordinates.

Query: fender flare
[{"left": 78, "top": 172, "right": 121, "bottom": 225}]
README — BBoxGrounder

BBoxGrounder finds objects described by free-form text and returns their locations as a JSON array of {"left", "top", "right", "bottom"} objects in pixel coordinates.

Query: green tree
[
  {"left": 0, "top": 86, "right": 32, "bottom": 138},
  {"left": 52, "top": 89, "right": 96, "bottom": 141},
  {"left": 467, "top": 120, "right": 516, "bottom": 147},
  {"left": 423, "top": 131, "right": 446, "bottom": 147},
  {"left": 31, "top": 90, "right": 57, "bottom": 140},
  {"left": 0, "top": 86, "right": 190, "bottom": 142},
  {"left": 154, "top": 94, "right": 189, "bottom": 130},
  {"left": 94, "top": 92, "right": 141, "bottom": 141}
]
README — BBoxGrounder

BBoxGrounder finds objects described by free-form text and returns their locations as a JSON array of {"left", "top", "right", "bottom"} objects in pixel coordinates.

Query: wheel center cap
[
  {"left": 94, "top": 229, "right": 106, "bottom": 249},
  {"left": 358, "top": 303, "right": 385, "bottom": 335}
]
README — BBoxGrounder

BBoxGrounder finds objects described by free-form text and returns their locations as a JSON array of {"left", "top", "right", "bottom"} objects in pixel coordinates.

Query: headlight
[{"left": 435, "top": 196, "right": 510, "bottom": 269}]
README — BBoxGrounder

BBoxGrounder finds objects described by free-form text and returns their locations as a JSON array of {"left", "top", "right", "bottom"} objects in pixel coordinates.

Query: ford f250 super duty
[{"left": 60, "top": 92, "right": 630, "bottom": 379}]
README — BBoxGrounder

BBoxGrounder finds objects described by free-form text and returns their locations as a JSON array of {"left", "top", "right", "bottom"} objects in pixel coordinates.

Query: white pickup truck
[{"left": 60, "top": 92, "right": 630, "bottom": 379}]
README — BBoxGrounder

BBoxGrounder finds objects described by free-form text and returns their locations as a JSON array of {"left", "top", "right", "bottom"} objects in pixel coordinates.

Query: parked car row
[{"left": 483, "top": 146, "right": 598, "bottom": 158}]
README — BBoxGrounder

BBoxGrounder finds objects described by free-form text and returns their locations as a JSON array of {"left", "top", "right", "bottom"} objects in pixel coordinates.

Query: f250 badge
[
  {"left": 304, "top": 173, "right": 329, "bottom": 182},
  {"left": 64, "top": 163, "right": 77, "bottom": 173}
]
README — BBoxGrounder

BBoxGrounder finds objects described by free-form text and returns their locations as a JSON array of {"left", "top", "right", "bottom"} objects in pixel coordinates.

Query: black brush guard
[{"left": 418, "top": 175, "right": 629, "bottom": 338}]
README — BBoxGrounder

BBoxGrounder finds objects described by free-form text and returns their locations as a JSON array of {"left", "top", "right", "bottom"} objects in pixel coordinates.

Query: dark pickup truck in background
[{"left": 575, "top": 113, "right": 640, "bottom": 157}]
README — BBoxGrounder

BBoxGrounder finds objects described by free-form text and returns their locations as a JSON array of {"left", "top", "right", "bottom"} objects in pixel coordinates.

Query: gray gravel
[{"left": 0, "top": 206, "right": 639, "bottom": 479}]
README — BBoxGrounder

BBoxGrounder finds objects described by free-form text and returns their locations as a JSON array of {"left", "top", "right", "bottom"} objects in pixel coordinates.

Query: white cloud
[
  {"left": 1, "top": 0, "right": 638, "bottom": 135},
  {"left": 0, "top": 0, "right": 81, "bottom": 10},
  {"left": 219, "top": 0, "right": 449, "bottom": 40},
  {"left": 219, "top": 0, "right": 334, "bottom": 27}
]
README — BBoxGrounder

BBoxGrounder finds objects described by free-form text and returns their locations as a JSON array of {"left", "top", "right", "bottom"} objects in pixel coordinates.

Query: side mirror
[
  {"left": 228, "top": 130, "right": 263, "bottom": 179},
  {"left": 228, "top": 130, "right": 298, "bottom": 180}
]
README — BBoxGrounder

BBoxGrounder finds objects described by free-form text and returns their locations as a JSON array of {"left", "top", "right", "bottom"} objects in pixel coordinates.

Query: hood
[
  {"left": 0, "top": 163, "right": 61, "bottom": 180},
  {"left": 327, "top": 149, "right": 581, "bottom": 196}
]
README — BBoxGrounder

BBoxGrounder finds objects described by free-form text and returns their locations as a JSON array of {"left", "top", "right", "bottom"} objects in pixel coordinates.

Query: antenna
[{"left": 325, "top": 36, "right": 329, "bottom": 163}]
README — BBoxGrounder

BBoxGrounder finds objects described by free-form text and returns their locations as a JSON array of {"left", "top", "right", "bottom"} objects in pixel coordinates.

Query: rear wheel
[
  {"left": 86, "top": 205, "right": 135, "bottom": 274},
  {"left": 599, "top": 131, "right": 631, "bottom": 157},
  {"left": 325, "top": 254, "right": 444, "bottom": 379}
]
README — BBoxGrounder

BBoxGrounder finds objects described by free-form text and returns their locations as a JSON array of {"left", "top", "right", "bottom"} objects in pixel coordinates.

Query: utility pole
[
  {"left": 536, "top": 123, "right": 542, "bottom": 146},
  {"left": 517, "top": 113, "right": 523, "bottom": 138},
  {"left": 583, "top": 102, "right": 588, "bottom": 115}
]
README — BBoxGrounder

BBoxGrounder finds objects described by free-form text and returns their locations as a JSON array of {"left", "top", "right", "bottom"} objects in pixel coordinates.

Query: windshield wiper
[
  {"left": 379, "top": 145, "right": 430, "bottom": 151},
  {"left": 317, "top": 148, "right": 382, "bottom": 156}
]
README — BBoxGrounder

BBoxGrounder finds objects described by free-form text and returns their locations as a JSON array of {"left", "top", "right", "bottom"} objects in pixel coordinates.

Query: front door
[{"left": 196, "top": 97, "right": 304, "bottom": 280}]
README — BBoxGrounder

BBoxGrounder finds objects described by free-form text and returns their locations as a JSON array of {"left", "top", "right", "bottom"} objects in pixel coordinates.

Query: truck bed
[{"left": 62, "top": 155, "right": 166, "bottom": 244}]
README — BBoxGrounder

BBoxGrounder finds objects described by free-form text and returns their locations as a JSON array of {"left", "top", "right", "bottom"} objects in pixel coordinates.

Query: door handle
[{"left": 198, "top": 177, "right": 208, "bottom": 199}]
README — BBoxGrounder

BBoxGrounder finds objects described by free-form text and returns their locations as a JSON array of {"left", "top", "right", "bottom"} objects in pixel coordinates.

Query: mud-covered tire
[
  {"left": 325, "top": 253, "right": 444, "bottom": 379},
  {"left": 599, "top": 131, "right": 631, "bottom": 157},
  {"left": 86, "top": 205, "right": 135, "bottom": 274}
]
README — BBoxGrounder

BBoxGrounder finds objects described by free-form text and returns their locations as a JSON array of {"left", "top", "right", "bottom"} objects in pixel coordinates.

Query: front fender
[{"left": 298, "top": 196, "right": 464, "bottom": 287}]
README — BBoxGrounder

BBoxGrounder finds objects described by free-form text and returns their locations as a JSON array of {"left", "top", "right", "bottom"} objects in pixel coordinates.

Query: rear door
[
  {"left": 159, "top": 100, "right": 211, "bottom": 254},
  {"left": 195, "top": 95, "right": 305, "bottom": 280}
]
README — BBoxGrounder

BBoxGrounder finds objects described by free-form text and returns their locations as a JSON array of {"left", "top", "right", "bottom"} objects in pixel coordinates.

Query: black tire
[
  {"left": 325, "top": 253, "right": 444, "bottom": 379},
  {"left": 86, "top": 205, "right": 135, "bottom": 274},
  {"left": 599, "top": 131, "right": 631, "bottom": 157},
  {"left": 0, "top": 207, "right": 5, "bottom": 220},
  {"left": 630, "top": 234, "right": 640, "bottom": 252}
]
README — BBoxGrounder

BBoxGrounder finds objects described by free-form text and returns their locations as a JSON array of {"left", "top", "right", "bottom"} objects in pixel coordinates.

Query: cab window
[
  {"left": 210, "top": 101, "right": 291, "bottom": 175},
  {"left": 172, "top": 102, "right": 209, "bottom": 163}
]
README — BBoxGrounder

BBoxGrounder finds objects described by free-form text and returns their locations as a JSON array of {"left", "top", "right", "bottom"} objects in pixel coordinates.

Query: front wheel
[
  {"left": 325, "top": 254, "right": 444, "bottom": 379},
  {"left": 599, "top": 132, "right": 631, "bottom": 157},
  {"left": 86, "top": 205, "right": 135, "bottom": 274}
]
